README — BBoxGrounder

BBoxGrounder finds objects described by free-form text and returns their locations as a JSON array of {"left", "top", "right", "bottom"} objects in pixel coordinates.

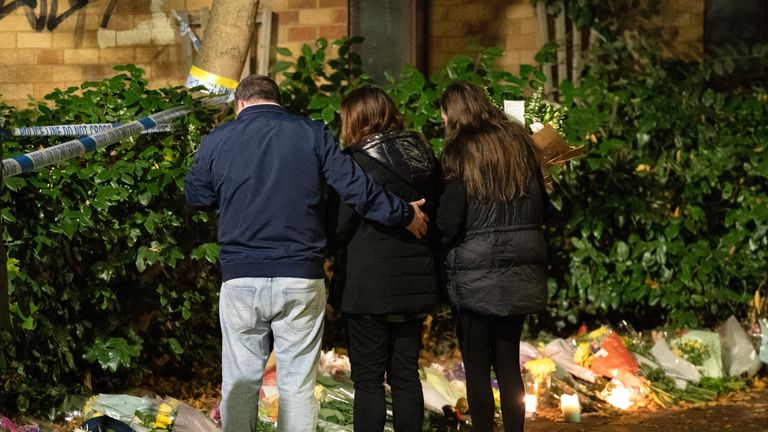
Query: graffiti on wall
[{"left": 0, "top": 0, "right": 121, "bottom": 31}]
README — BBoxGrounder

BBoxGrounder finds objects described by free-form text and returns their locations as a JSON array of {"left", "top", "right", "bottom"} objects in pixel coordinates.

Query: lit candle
[
  {"left": 605, "top": 385, "right": 632, "bottom": 410},
  {"left": 560, "top": 393, "right": 581, "bottom": 423},
  {"left": 524, "top": 394, "right": 538, "bottom": 418}
]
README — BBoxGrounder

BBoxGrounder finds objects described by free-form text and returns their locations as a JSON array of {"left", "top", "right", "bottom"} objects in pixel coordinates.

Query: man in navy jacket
[{"left": 184, "top": 75, "right": 427, "bottom": 432}]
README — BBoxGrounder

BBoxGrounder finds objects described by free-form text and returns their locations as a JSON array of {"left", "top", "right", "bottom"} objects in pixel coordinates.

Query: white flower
[{"left": 530, "top": 122, "right": 545, "bottom": 133}]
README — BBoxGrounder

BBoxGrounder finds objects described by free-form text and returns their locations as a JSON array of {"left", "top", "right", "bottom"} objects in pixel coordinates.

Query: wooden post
[
  {"left": 554, "top": 1, "right": 568, "bottom": 87},
  {"left": 256, "top": 7, "right": 273, "bottom": 76},
  {"left": 0, "top": 137, "right": 9, "bottom": 330},
  {"left": 185, "top": 0, "right": 261, "bottom": 94},
  {"left": 535, "top": 1, "right": 553, "bottom": 97}
]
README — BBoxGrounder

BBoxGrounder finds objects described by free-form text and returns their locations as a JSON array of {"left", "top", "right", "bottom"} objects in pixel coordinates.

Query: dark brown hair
[
  {"left": 340, "top": 86, "right": 403, "bottom": 147},
  {"left": 235, "top": 74, "right": 281, "bottom": 104},
  {"left": 439, "top": 81, "right": 539, "bottom": 201}
]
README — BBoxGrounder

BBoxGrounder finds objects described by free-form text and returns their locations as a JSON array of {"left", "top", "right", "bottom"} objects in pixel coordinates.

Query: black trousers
[
  {"left": 457, "top": 309, "right": 525, "bottom": 432},
  {"left": 346, "top": 314, "right": 424, "bottom": 432}
]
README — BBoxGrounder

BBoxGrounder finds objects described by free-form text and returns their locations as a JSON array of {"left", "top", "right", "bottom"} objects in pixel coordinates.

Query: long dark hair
[
  {"left": 340, "top": 86, "right": 403, "bottom": 147},
  {"left": 439, "top": 81, "right": 539, "bottom": 201}
]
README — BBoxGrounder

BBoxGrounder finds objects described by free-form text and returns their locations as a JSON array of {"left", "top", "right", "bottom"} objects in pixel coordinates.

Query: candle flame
[{"left": 602, "top": 381, "right": 635, "bottom": 410}]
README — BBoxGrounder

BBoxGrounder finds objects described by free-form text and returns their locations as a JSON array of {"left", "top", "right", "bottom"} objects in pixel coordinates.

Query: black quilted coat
[
  {"left": 436, "top": 175, "right": 549, "bottom": 317},
  {"left": 327, "top": 130, "right": 441, "bottom": 315}
]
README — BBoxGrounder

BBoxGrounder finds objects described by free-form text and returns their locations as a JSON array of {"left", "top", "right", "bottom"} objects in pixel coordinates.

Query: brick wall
[
  {"left": 429, "top": 0, "right": 705, "bottom": 75},
  {"left": 658, "top": 0, "right": 705, "bottom": 57},
  {"left": 0, "top": 0, "right": 348, "bottom": 109},
  {"left": 1, "top": 0, "right": 706, "bottom": 109},
  {"left": 430, "top": 0, "right": 540, "bottom": 76}
]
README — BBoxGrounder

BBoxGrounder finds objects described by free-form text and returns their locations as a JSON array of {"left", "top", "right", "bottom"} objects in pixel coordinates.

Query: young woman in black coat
[
  {"left": 435, "top": 81, "right": 549, "bottom": 432},
  {"left": 327, "top": 86, "right": 441, "bottom": 432}
]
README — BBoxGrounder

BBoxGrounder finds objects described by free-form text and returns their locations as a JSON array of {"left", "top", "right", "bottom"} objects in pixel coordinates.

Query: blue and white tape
[
  {"left": 3, "top": 123, "right": 174, "bottom": 137},
  {"left": 2, "top": 95, "right": 229, "bottom": 178},
  {"left": 171, "top": 9, "right": 202, "bottom": 52}
]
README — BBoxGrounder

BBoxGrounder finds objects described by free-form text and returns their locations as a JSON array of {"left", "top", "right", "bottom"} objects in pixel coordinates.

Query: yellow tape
[{"left": 186, "top": 65, "right": 239, "bottom": 93}]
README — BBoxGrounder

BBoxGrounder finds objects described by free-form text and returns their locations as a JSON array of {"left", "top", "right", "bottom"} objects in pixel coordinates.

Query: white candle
[
  {"left": 560, "top": 393, "right": 581, "bottom": 423},
  {"left": 524, "top": 394, "right": 538, "bottom": 417}
]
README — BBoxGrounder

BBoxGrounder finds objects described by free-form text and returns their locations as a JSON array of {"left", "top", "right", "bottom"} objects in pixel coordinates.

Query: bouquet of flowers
[
  {"left": 671, "top": 339, "right": 710, "bottom": 369},
  {"left": 523, "top": 358, "right": 557, "bottom": 397},
  {"left": 523, "top": 86, "right": 585, "bottom": 175},
  {"left": 574, "top": 325, "right": 647, "bottom": 389},
  {"left": 80, "top": 394, "right": 178, "bottom": 432},
  {"left": 134, "top": 400, "right": 177, "bottom": 431},
  {"left": 671, "top": 331, "right": 723, "bottom": 378}
]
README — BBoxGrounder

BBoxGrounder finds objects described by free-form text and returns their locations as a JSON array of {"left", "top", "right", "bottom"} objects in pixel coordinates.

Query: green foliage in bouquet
[
  {"left": 0, "top": 65, "right": 222, "bottom": 416},
  {"left": 642, "top": 364, "right": 745, "bottom": 407},
  {"left": 671, "top": 339, "right": 710, "bottom": 367},
  {"left": 525, "top": 85, "right": 567, "bottom": 132}
]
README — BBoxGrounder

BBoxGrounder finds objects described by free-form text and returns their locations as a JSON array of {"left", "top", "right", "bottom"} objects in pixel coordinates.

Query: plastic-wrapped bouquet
[
  {"left": 671, "top": 331, "right": 723, "bottom": 378},
  {"left": 521, "top": 86, "right": 585, "bottom": 182},
  {"left": 525, "top": 86, "right": 567, "bottom": 134}
]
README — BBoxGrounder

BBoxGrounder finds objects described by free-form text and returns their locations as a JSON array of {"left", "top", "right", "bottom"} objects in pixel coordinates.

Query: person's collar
[{"left": 236, "top": 101, "right": 284, "bottom": 118}]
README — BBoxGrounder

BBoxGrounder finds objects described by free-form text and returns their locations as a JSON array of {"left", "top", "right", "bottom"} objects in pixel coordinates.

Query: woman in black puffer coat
[
  {"left": 327, "top": 86, "right": 441, "bottom": 432},
  {"left": 435, "top": 81, "right": 549, "bottom": 432}
]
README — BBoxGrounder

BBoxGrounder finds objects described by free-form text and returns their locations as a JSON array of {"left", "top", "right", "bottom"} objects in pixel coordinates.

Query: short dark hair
[{"left": 234, "top": 74, "right": 281, "bottom": 104}]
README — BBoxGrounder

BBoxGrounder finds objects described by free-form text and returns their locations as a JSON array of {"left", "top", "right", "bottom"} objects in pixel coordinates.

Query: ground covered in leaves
[{"left": 523, "top": 385, "right": 768, "bottom": 432}]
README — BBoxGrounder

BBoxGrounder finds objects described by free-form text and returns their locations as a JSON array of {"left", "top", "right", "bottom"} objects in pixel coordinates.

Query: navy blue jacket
[{"left": 185, "top": 104, "right": 414, "bottom": 282}]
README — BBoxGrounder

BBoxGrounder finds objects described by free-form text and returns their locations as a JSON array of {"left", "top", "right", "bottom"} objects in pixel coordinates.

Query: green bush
[
  {"left": 1, "top": 65, "right": 222, "bottom": 416},
  {"left": 548, "top": 40, "right": 768, "bottom": 329}
]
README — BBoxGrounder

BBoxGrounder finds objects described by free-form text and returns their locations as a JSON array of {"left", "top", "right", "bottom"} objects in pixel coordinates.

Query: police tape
[
  {"left": 185, "top": 65, "right": 239, "bottom": 95},
  {"left": 1, "top": 95, "right": 230, "bottom": 178},
  {"left": 3, "top": 123, "right": 174, "bottom": 137},
  {"left": 171, "top": 9, "right": 201, "bottom": 52}
]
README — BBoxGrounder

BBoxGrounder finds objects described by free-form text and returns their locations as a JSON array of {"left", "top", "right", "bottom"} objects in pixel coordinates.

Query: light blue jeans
[{"left": 218, "top": 277, "right": 325, "bottom": 432}]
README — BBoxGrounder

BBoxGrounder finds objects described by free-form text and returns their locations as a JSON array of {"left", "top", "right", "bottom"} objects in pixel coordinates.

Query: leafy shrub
[
  {"left": 547, "top": 40, "right": 768, "bottom": 329},
  {"left": 1, "top": 65, "right": 222, "bottom": 416}
]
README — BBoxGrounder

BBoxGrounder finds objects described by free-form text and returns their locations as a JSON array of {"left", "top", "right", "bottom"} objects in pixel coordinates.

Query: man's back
[
  {"left": 187, "top": 104, "right": 329, "bottom": 280},
  {"left": 186, "top": 104, "right": 413, "bottom": 282}
]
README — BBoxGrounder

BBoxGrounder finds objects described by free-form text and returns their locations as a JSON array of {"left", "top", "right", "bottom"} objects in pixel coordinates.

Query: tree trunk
[{"left": 185, "top": 0, "right": 261, "bottom": 94}]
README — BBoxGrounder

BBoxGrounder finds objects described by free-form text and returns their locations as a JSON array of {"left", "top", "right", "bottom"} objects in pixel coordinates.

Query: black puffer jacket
[
  {"left": 327, "top": 130, "right": 441, "bottom": 315},
  {"left": 436, "top": 175, "right": 548, "bottom": 317}
]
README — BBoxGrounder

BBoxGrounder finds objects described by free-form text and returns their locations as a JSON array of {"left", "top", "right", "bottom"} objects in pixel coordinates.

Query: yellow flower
[
  {"left": 158, "top": 403, "right": 174, "bottom": 414},
  {"left": 574, "top": 343, "right": 592, "bottom": 367},
  {"left": 157, "top": 412, "right": 173, "bottom": 424},
  {"left": 314, "top": 384, "right": 325, "bottom": 400},
  {"left": 524, "top": 358, "right": 557, "bottom": 379},
  {"left": 587, "top": 326, "right": 609, "bottom": 340}
]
